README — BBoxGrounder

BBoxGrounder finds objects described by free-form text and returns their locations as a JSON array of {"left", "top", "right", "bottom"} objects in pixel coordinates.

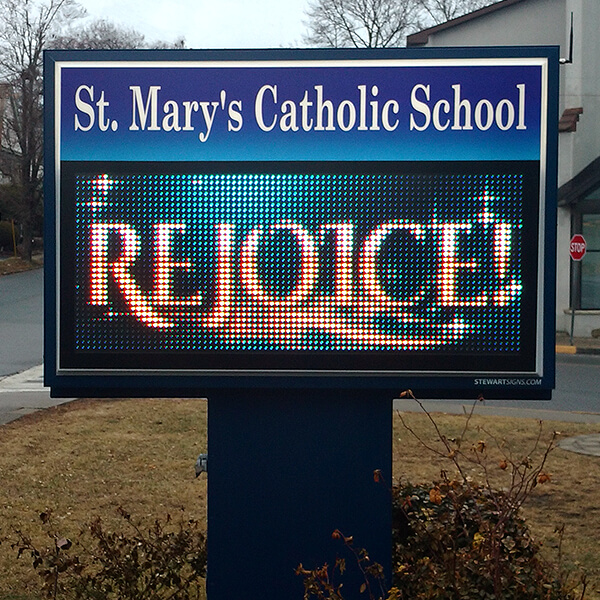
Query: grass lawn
[{"left": 0, "top": 397, "right": 598, "bottom": 598}]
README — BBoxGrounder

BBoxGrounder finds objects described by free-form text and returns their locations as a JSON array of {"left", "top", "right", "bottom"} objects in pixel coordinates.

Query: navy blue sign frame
[{"left": 44, "top": 46, "right": 559, "bottom": 399}]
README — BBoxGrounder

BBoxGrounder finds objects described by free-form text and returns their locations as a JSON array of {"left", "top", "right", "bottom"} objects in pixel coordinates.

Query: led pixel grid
[{"left": 62, "top": 161, "right": 538, "bottom": 373}]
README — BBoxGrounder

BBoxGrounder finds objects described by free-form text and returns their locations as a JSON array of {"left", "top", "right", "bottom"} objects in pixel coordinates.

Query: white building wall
[
  {"left": 564, "top": 0, "right": 600, "bottom": 176},
  {"left": 422, "top": 0, "right": 566, "bottom": 52}
]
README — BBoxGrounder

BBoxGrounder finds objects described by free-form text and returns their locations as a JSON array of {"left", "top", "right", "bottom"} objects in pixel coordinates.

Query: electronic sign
[{"left": 44, "top": 47, "right": 559, "bottom": 398}]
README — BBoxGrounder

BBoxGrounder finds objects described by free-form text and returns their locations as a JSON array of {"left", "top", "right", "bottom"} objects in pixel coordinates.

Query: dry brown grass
[
  {"left": 0, "top": 397, "right": 598, "bottom": 598},
  {"left": 0, "top": 397, "right": 207, "bottom": 597}
]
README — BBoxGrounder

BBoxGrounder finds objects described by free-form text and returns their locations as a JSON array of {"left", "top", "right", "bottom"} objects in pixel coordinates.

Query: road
[
  {"left": 393, "top": 353, "right": 600, "bottom": 423},
  {"left": 0, "top": 268, "right": 43, "bottom": 377},
  {"left": 0, "top": 266, "right": 599, "bottom": 424},
  {"left": 553, "top": 353, "right": 600, "bottom": 413}
]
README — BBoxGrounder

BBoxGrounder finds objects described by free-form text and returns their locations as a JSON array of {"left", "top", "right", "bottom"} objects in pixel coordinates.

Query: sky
[{"left": 76, "top": 0, "right": 311, "bottom": 49}]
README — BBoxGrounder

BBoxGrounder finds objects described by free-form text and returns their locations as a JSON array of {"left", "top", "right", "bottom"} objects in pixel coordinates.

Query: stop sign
[{"left": 570, "top": 234, "right": 587, "bottom": 261}]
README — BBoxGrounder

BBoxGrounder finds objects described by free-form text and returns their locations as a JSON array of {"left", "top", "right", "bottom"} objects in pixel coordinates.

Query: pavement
[
  {"left": 1, "top": 334, "right": 600, "bottom": 455},
  {"left": 0, "top": 366, "right": 72, "bottom": 425}
]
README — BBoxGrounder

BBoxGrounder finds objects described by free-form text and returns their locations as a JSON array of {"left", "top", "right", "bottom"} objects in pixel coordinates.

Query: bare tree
[
  {"left": 0, "top": 0, "right": 166, "bottom": 260},
  {"left": 50, "top": 18, "right": 187, "bottom": 50},
  {"left": 0, "top": 0, "right": 82, "bottom": 260},
  {"left": 304, "top": 0, "right": 502, "bottom": 48},
  {"left": 49, "top": 18, "right": 148, "bottom": 50},
  {"left": 419, "top": 0, "right": 496, "bottom": 25},
  {"left": 304, "top": 0, "right": 421, "bottom": 48}
]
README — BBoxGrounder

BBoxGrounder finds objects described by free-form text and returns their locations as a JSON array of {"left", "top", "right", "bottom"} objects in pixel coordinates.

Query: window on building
[
  {"left": 572, "top": 179, "right": 600, "bottom": 310},
  {"left": 581, "top": 214, "right": 600, "bottom": 309}
]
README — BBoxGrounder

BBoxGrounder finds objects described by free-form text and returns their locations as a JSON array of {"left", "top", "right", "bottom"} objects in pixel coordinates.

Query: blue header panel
[
  {"left": 45, "top": 48, "right": 559, "bottom": 399},
  {"left": 57, "top": 59, "right": 543, "bottom": 162}
]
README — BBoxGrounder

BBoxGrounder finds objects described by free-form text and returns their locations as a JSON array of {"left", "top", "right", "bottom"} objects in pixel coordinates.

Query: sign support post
[{"left": 207, "top": 389, "right": 392, "bottom": 600}]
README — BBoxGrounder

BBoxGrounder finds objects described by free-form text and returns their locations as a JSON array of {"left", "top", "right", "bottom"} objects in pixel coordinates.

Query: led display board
[{"left": 44, "top": 47, "right": 558, "bottom": 398}]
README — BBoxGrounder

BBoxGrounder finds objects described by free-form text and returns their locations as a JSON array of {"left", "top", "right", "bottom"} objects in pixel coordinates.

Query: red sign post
[{"left": 570, "top": 234, "right": 587, "bottom": 261}]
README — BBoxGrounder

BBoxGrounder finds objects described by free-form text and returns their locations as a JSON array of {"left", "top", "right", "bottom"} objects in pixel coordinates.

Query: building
[{"left": 408, "top": 0, "right": 600, "bottom": 336}]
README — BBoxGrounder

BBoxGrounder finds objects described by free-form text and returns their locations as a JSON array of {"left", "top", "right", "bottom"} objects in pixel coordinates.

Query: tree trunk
[{"left": 20, "top": 217, "right": 33, "bottom": 262}]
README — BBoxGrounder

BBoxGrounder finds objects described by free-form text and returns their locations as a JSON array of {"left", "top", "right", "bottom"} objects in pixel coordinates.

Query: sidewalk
[{"left": 0, "top": 366, "right": 72, "bottom": 426}]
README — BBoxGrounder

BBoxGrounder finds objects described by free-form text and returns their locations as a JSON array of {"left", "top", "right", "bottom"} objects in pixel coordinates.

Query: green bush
[{"left": 0, "top": 221, "right": 16, "bottom": 252}]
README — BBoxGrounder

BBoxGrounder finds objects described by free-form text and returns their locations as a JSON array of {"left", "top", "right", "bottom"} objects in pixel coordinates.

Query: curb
[
  {"left": 556, "top": 344, "right": 600, "bottom": 355},
  {"left": 556, "top": 344, "right": 577, "bottom": 354}
]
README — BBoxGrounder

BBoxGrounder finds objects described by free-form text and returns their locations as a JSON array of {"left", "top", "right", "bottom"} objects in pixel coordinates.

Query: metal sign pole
[{"left": 569, "top": 234, "right": 587, "bottom": 344}]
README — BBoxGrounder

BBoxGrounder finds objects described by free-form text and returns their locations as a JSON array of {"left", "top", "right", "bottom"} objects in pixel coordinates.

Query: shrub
[
  {"left": 297, "top": 394, "right": 586, "bottom": 600},
  {"left": 298, "top": 479, "right": 582, "bottom": 600},
  {"left": 0, "top": 221, "right": 16, "bottom": 252},
  {"left": 392, "top": 478, "right": 575, "bottom": 600},
  {"left": 14, "top": 507, "right": 207, "bottom": 600}
]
